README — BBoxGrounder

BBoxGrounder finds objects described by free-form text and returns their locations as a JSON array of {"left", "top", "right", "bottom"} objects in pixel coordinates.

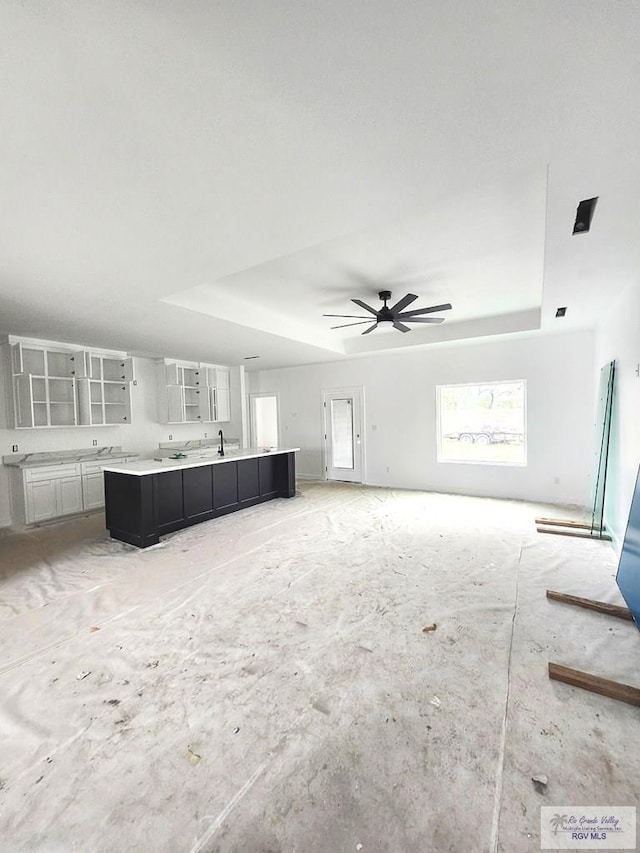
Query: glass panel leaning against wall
[{"left": 437, "top": 380, "right": 527, "bottom": 465}]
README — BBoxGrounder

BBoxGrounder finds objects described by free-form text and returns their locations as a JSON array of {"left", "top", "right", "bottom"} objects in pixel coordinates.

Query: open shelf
[{"left": 7, "top": 337, "right": 135, "bottom": 428}]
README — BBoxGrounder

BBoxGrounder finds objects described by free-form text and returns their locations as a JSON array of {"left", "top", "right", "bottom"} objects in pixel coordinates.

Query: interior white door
[
  {"left": 323, "top": 390, "right": 363, "bottom": 483},
  {"left": 250, "top": 394, "right": 279, "bottom": 448}
]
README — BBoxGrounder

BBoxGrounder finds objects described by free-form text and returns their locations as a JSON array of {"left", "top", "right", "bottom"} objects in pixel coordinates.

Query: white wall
[
  {"left": 594, "top": 283, "right": 640, "bottom": 548},
  {"left": 248, "top": 330, "right": 596, "bottom": 506},
  {"left": 0, "top": 357, "right": 244, "bottom": 528}
]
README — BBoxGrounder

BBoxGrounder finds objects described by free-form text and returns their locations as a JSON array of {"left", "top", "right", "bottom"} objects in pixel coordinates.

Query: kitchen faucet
[{"left": 218, "top": 429, "right": 225, "bottom": 456}]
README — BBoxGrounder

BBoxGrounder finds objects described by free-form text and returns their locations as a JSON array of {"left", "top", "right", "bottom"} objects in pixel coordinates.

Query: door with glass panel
[{"left": 323, "top": 389, "right": 363, "bottom": 483}]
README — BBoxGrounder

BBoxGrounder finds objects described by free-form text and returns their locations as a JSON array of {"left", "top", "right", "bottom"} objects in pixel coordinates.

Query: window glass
[
  {"left": 330, "top": 398, "right": 354, "bottom": 469},
  {"left": 437, "top": 381, "right": 526, "bottom": 465}
]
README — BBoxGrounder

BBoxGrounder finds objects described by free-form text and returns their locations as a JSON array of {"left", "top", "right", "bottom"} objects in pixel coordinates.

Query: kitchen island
[{"left": 103, "top": 448, "right": 299, "bottom": 547}]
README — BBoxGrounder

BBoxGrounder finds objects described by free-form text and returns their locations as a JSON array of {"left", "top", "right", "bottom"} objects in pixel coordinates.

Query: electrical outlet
[
  {"left": 204, "top": 432, "right": 208, "bottom": 438},
  {"left": 169, "top": 434, "right": 173, "bottom": 440},
  {"left": 12, "top": 444, "right": 18, "bottom": 453},
  {"left": 92, "top": 439, "right": 98, "bottom": 446}
]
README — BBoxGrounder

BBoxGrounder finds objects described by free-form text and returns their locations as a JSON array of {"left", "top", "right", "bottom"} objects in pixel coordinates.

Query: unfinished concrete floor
[{"left": 0, "top": 481, "right": 638, "bottom": 852}]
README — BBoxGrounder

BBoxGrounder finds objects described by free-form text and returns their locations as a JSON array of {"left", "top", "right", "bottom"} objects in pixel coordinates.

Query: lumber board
[
  {"left": 534, "top": 517, "right": 593, "bottom": 530},
  {"left": 536, "top": 526, "right": 611, "bottom": 541},
  {"left": 546, "top": 589, "right": 633, "bottom": 620},
  {"left": 548, "top": 662, "right": 640, "bottom": 707}
]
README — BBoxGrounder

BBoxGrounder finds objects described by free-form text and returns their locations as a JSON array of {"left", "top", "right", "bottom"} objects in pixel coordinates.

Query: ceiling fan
[{"left": 324, "top": 290, "right": 452, "bottom": 334}]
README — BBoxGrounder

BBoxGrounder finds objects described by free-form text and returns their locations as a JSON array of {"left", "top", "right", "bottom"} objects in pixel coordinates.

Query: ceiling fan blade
[
  {"left": 389, "top": 293, "right": 418, "bottom": 314},
  {"left": 330, "top": 320, "right": 377, "bottom": 329},
  {"left": 402, "top": 316, "right": 445, "bottom": 324},
  {"left": 351, "top": 298, "right": 378, "bottom": 316},
  {"left": 322, "top": 314, "right": 372, "bottom": 319},
  {"left": 361, "top": 322, "right": 378, "bottom": 335},
  {"left": 397, "top": 302, "right": 452, "bottom": 318},
  {"left": 393, "top": 321, "right": 411, "bottom": 333}
]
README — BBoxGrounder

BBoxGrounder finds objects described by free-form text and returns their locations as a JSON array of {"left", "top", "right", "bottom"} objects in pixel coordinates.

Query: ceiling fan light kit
[{"left": 324, "top": 290, "right": 452, "bottom": 335}]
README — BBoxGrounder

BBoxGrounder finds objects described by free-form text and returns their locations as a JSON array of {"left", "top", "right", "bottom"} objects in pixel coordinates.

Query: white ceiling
[{"left": 1, "top": 1, "right": 639, "bottom": 370}]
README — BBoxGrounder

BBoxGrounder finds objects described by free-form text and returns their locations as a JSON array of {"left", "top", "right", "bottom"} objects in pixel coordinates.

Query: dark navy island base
[{"left": 104, "top": 451, "right": 296, "bottom": 548}]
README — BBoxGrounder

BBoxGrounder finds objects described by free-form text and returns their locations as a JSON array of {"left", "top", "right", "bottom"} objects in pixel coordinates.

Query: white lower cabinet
[
  {"left": 26, "top": 479, "right": 58, "bottom": 523},
  {"left": 81, "top": 471, "right": 105, "bottom": 510},
  {"left": 58, "top": 476, "right": 84, "bottom": 516},
  {"left": 17, "top": 457, "right": 135, "bottom": 523},
  {"left": 24, "top": 464, "right": 83, "bottom": 523},
  {"left": 80, "top": 458, "right": 128, "bottom": 510}
]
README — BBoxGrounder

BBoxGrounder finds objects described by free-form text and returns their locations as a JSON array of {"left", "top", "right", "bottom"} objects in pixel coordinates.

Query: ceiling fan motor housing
[{"left": 378, "top": 291, "right": 393, "bottom": 320}]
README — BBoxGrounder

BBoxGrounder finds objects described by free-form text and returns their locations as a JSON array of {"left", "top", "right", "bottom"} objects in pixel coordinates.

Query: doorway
[
  {"left": 249, "top": 393, "right": 279, "bottom": 449},
  {"left": 322, "top": 388, "right": 364, "bottom": 483}
]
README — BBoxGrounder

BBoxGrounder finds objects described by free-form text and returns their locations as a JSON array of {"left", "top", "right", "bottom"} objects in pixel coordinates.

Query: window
[{"left": 437, "top": 380, "right": 526, "bottom": 465}]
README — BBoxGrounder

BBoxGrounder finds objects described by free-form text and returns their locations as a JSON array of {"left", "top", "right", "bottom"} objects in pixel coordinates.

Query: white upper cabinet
[
  {"left": 84, "top": 351, "right": 134, "bottom": 383},
  {"left": 206, "top": 367, "right": 231, "bottom": 422},
  {"left": 166, "top": 385, "right": 184, "bottom": 424},
  {"left": 163, "top": 361, "right": 180, "bottom": 387},
  {"left": 78, "top": 351, "right": 134, "bottom": 425},
  {"left": 157, "top": 360, "right": 231, "bottom": 424},
  {"left": 2, "top": 336, "right": 134, "bottom": 429},
  {"left": 205, "top": 366, "right": 229, "bottom": 389},
  {"left": 212, "top": 387, "right": 231, "bottom": 422}
]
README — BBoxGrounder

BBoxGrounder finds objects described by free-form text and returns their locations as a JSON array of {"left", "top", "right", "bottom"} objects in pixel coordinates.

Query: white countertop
[
  {"left": 102, "top": 447, "right": 300, "bottom": 476},
  {"left": 2, "top": 447, "right": 137, "bottom": 468}
]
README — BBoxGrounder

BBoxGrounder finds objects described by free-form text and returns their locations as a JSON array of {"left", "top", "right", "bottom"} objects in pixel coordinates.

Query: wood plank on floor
[
  {"left": 546, "top": 589, "right": 633, "bottom": 621},
  {"left": 536, "top": 527, "right": 611, "bottom": 541},
  {"left": 548, "top": 662, "right": 640, "bottom": 706},
  {"left": 534, "top": 517, "right": 593, "bottom": 529}
]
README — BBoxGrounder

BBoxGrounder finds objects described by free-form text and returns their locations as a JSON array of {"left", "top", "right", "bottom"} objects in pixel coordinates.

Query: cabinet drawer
[
  {"left": 81, "top": 459, "right": 124, "bottom": 475},
  {"left": 25, "top": 463, "right": 81, "bottom": 482}
]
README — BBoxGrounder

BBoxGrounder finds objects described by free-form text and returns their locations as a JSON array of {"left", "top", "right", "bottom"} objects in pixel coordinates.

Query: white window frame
[{"left": 436, "top": 379, "right": 527, "bottom": 467}]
